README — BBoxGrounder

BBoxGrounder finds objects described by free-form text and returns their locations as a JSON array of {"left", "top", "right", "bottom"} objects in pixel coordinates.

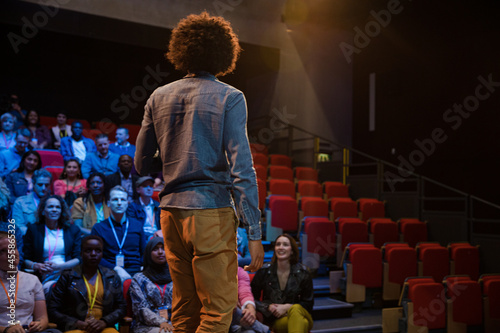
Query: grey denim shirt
[{"left": 135, "top": 73, "right": 262, "bottom": 240}]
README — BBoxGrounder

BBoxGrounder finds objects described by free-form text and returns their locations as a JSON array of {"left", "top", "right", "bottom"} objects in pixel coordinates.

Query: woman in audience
[
  {"left": 51, "top": 111, "right": 72, "bottom": 149},
  {"left": 71, "top": 172, "right": 110, "bottom": 234},
  {"left": 251, "top": 234, "right": 314, "bottom": 333},
  {"left": 53, "top": 158, "right": 87, "bottom": 207},
  {"left": 129, "top": 237, "right": 174, "bottom": 333},
  {"left": 23, "top": 109, "right": 52, "bottom": 149},
  {"left": 0, "top": 112, "right": 17, "bottom": 151},
  {"left": 23, "top": 195, "right": 82, "bottom": 294},
  {"left": 5, "top": 150, "right": 42, "bottom": 202}
]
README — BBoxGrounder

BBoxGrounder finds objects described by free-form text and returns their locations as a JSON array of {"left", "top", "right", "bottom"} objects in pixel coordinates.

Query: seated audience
[
  {"left": 5, "top": 150, "right": 42, "bottom": 203},
  {"left": 53, "top": 158, "right": 87, "bottom": 207},
  {"left": 237, "top": 226, "right": 252, "bottom": 268},
  {"left": 22, "top": 110, "right": 52, "bottom": 149},
  {"left": 0, "top": 128, "right": 30, "bottom": 178},
  {"left": 0, "top": 112, "right": 16, "bottom": 151},
  {"left": 126, "top": 176, "right": 161, "bottom": 240},
  {"left": 7, "top": 94, "right": 27, "bottom": 129},
  {"left": 0, "top": 178, "right": 10, "bottom": 222},
  {"left": 60, "top": 121, "right": 96, "bottom": 163},
  {"left": 109, "top": 127, "right": 136, "bottom": 158},
  {"left": 231, "top": 267, "right": 270, "bottom": 333},
  {"left": 12, "top": 169, "right": 52, "bottom": 236},
  {"left": 105, "top": 155, "right": 138, "bottom": 202},
  {"left": 251, "top": 234, "right": 314, "bottom": 333},
  {"left": 129, "top": 237, "right": 173, "bottom": 333},
  {"left": 47, "top": 235, "right": 127, "bottom": 333},
  {"left": 51, "top": 112, "right": 72, "bottom": 149},
  {"left": 72, "top": 172, "right": 110, "bottom": 235},
  {"left": 0, "top": 231, "right": 61, "bottom": 333},
  {"left": 23, "top": 195, "right": 81, "bottom": 294},
  {"left": 91, "top": 186, "right": 147, "bottom": 281},
  {"left": 82, "top": 134, "right": 120, "bottom": 179}
]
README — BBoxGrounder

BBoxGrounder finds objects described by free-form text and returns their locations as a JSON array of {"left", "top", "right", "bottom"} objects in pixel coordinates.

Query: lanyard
[
  {"left": 83, "top": 271, "right": 100, "bottom": 312},
  {"left": 2, "top": 133, "right": 12, "bottom": 150},
  {"left": 155, "top": 283, "right": 167, "bottom": 301},
  {"left": 0, "top": 274, "right": 19, "bottom": 307},
  {"left": 95, "top": 203, "right": 104, "bottom": 221},
  {"left": 109, "top": 218, "right": 129, "bottom": 254},
  {"left": 45, "top": 226, "right": 61, "bottom": 261},
  {"left": 33, "top": 196, "right": 39, "bottom": 208}
]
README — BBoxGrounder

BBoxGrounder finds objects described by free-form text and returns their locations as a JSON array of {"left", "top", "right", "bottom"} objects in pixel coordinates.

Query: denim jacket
[{"left": 135, "top": 73, "right": 261, "bottom": 240}]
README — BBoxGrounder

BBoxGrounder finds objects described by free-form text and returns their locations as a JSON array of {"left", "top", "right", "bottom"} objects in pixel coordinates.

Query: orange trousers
[{"left": 161, "top": 207, "right": 238, "bottom": 333}]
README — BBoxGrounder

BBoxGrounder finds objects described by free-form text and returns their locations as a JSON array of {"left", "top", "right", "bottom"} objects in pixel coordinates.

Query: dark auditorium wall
[{"left": 350, "top": 0, "right": 500, "bottom": 205}]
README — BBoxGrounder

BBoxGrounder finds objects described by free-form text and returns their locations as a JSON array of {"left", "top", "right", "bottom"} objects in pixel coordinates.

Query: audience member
[
  {"left": 91, "top": 186, "right": 147, "bottom": 281},
  {"left": 12, "top": 169, "right": 52, "bottom": 236},
  {"left": 72, "top": 172, "right": 110, "bottom": 235},
  {"left": 0, "top": 128, "right": 30, "bottom": 177},
  {"left": 23, "top": 195, "right": 81, "bottom": 294},
  {"left": 250, "top": 234, "right": 314, "bottom": 333},
  {"left": 7, "top": 94, "right": 27, "bottom": 129},
  {"left": 129, "top": 237, "right": 173, "bottom": 333},
  {"left": 82, "top": 134, "right": 120, "bottom": 179},
  {"left": 5, "top": 150, "right": 42, "bottom": 203},
  {"left": 231, "top": 267, "right": 270, "bottom": 333},
  {"left": 0, "top": 232, "right": 61, "bottom": 333},
  {"left": 22, "top": 110, "right": 52, "bottom": 149},
  {"left": 0, "top": 178, "right": 10, "bottom": 222},
  {"left": 0, "top": 113, "right": 17, "bottom": 151},
  {"left": 47, "top": 235, "right": 127, "bottom": 333},
  {"left": 51, "top": 112, "right": 72, "bottom": 150},
  {"left": 109, "top": 127, "right": 136, "bottom": 158},
  {"left": 53, "top": 158, "right": 87, "bottom": 207},
  {"left": 60, "top": 121, "right": 96, "bottom": 163},
  {"left": 237, "top": 226, "right": 252, "bottom": 268},
  {"left": 126, "top": 176, "right": 161, "bottom": 240},
  {"left": 105, "top": 154, "right": 138, "bottom": 202}
]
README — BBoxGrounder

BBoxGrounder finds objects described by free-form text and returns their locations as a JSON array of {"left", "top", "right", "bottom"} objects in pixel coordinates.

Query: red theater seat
[
  {"left": 252, "top": 153, "right": 268, "bottom": 168},
  {"left": 368, "top": 218, "right": 399, "bottom": 248},
  {"left": 329, "top": 197, "right": 357, "bottom": 221},
  {"left": 297, "top": 180, "right": 322, "bottom": 198},
  {"left": 269, "top": 165, "right": 293, "bottom": 181},
  {"left": 268, "top": 179, "right": 295, "bottom": 198},
  {"left": 357, "top": 198, "right": 385, "bottom": 222},
  {"left": 254, "top": 164, "right": 267, "bottom": 181},
  {"left": 382, "top": 243, "right": 417, "bottom": 301},
  {"left": 323, "top": 181, "right": 349, "bottom": 199},
  {"left": 301, "top": 217, "right": 335, "bottom": 269},
  {"left": 444, "top": 276, "right": 482, "bottom": 330},
  {"left": 250, "top": 143, "right": 268, "bottom": 155},
  {"left": 37, "top": 149, "right": 64, "bottom": 167},
  {"left": 266, "top": 195, "right": 298, "bottom": 241},
  {"left": 269, "top": 154, "right": 292, "bottom": 168},
  {"left": 417, "top": 242, "right": 449, "bottom": 282},
  {"left": 398, "top": 218, "right": 427, "bottom": 247},
  {"left": 294, "top": 167, "right": 318, "bottom": 182},
  {"left": 336, "top": 217, "right": 368, "bottom": 267},
  {"left": 448, "top": 242, "right": 480, "bottom": 280}
]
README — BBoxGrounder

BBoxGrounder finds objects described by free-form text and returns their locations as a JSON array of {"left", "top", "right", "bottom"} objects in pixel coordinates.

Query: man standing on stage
[{"left": 135, "top": 12, "right": 264, "bottom": 333}]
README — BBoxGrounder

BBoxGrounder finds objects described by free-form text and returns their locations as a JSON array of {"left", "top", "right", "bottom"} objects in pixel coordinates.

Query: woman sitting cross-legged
[
  {"left": 250, "top": 234, "right": 314, "bottom": 333},
  {"left": 129, "top": 237, "right": 174, "bottom": 333}
]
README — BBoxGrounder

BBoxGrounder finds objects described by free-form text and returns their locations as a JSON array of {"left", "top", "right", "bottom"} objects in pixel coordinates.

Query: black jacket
[
  {"left": 105, "top": 171, "right": 139, "bottom": 200},
  {"left": 250, "top": 262, "right": 314, "bottom": 321},
  {"left": 47, "top": 265, "right": 127, "bottom": 331}
]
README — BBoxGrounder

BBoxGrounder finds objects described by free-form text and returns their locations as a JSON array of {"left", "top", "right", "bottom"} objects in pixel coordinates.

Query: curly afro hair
[{"left": 166, "top": 12, "right": 241, "bottom": 77}]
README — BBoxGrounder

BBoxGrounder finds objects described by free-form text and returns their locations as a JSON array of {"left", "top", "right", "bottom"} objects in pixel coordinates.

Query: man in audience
[
  {"left": 126, "top": 176, "right": 162, "bottom": 240},
  {"left": 91, "top": 186, "right": 147, "bottom": 281},
  {"left": 82, "top": 133, "right": 120, "bottom": 179},
  {"left": 0, "top": 128, "right": 30, "bottom": 178},
  {"left": 105, "top": 154, "right": 138, "bottom": 202},
  {"left": 11, "top": 169, "right": 52, "bottom": 236},
  {"left": 0, "top": 113, "right": 17, "bottom": 151},
  {"left": 47, "top": 235, "right": 126, "bottom": 333},
  {"left": 8, "top": 94, "right": 27, "bottom": 129},
  {"left": 109, "top": 127, "right": 136, "bottom": 158},
  {"left": 60, "top": 121, "right": 96, "bottom": 163},
  {"left": 51, "top": 111, "right": 72, "bottom": 149}
]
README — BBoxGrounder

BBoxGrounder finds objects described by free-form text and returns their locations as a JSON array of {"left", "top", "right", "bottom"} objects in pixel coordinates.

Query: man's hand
[
  {"left": 28, "top": 321, "right": 43, "bottom": 332},
  {"left": 240, "top": 304, "right": 256, "bottom": 327},
  {"left": 244, "top": 240, "right": 264, "bottom": 272},
  {"left": 159, "top": 322, "right": 174, "bottom": 332},
  {"left": 75, "top": 320, "right": 89, "bottom": 330},
  {"left": 85, "top": 318, "right": 106, "bottom": 333}
]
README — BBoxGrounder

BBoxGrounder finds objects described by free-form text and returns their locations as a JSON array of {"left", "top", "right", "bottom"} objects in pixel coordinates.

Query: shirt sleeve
[
  {"left": 223, "top": 91, "right": 262, "bottom": 240},
  {"left": 135, "top": 96, "right": 159, "bottom": 176}
]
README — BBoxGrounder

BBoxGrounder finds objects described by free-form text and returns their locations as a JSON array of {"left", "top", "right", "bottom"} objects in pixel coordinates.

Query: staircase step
[
  {"left": 312, "top": 297, "right": 353, "bottom": 320},
  {"left": 313, "top": 276, "right": 331, "bottom": 297}
]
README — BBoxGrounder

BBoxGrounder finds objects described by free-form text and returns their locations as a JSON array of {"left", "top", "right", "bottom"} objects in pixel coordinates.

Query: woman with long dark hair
[
  {"left": 22, "top": 109, "right": 52, "bottom": 149},
  {"left": 23, "top": 194, "right": 81, "bottom": 293},
  {"left": 53, "top": 158, "right": 87, "bottom": 206},
  {"left": 129, "top": 237, "right": 173, "bottom": 333},
  {"left": 5, "top": 150, "right": 42, "bottom": 202},
  {"left": 251, "top": 234, "right": 314, "bottom": 333}
]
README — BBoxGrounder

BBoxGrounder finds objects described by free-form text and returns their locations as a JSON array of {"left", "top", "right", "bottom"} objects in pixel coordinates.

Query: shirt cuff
[
  {"left": 242, "top": 301, "right": 255, "bottom": 310},
  {"left": 247, "top": 222, "right": 262, "bottom": 241}
]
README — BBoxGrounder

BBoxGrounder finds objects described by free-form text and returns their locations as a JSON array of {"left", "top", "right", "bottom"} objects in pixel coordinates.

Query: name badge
[
  {"left": 158, "top": 305, "right": 170, "bottom": 320},
  {"left": 116, "top": 253, "right": 125, "bottom": 267}
]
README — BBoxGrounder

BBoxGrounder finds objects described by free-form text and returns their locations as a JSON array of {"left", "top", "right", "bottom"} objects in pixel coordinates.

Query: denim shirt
[{"left": 135, "top": 73, "right": 262, "bottom": 240}]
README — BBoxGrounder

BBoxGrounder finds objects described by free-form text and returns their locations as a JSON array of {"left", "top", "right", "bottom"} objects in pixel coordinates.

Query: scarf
[{"left": 142, "top": 237, "right": 171, "bottom": 285}]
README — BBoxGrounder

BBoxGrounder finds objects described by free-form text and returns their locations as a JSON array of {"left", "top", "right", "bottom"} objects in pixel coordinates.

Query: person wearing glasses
[{"left": 0, "top": 128, "right": 30, "bottom": 178}]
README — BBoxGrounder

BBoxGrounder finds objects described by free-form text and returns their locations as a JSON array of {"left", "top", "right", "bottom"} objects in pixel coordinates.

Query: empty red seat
[
  {"left": 323, "top": 181, "right": 349, "bottom": 199},
  {"left": 294, "top": 167, "right": 318, "bottom": 181},
  {"left": 357, "top": 198, "right": 385, "bottom": 221},
  {"left": 250, "top": 143, "right": 268, "bottom": 155},
  {"left": 382, "top": 243, "right": 417, "bottom": 301},
  {"left": 417, "top": 242, "right": 449, "bottom": 282},
  {"left": 257, "top": 178, "right": 266, "bottom": 211},
  {"left": 301, "top": 197, "right": 328, "bottom": 218},
  {"left": 266, "top": 195, "right": 298, "bottom": 241},
  {"left": 252, "top": 153, "right": 268, "bottom": 168},
  {"left": 269, "top": 154, "right": 292, "bottom": 168},
  {"left": 398, "top": 218, "right": 427, "bottom": 247},
  {"left": 444, "top": 276, "right": 482, "bottom": 329},
  {"left": 37, "top": 149, "right": 64, "bottom": 167},
  {"left": 409, "top": 282, "right": 446, "bottom": 329},
  {"left": 336, "top": 217, "right": 368, "bottom": 267},
  {"left": 94, "top": 121, "right": 117, "bottom": 136},
  {"left": 329, "top": 197, "right": 358, "bottom": 221},
  {"left": 368, "top": 218, "right": 399, "bottom": 248},
  {"left": 45, "top": 166, "right": 64, "bottom": 191},
  {"left": 297, "top": 180, "right": 322, "bottom": 198},
  {"left": 268, "top": 179, "right": 295, "bottom": 198},
  {"left": 448, "top": 242, "right": 480, "bottom": 280},
  {"left": 480, "top": 273, "right": 500, "bottom": 333},
  {"left": 269, "top": 165, "right": 293, "bottom": 182},
  {"left": 303, "top": 218, "right": 335, "bottom": 257},
  {"left": 39, "top": 115, "right": 58, "bottom": 128},
  {"left": 254, "top": 164, "right": 267, "bottom": 181},
  {"left": 121, "top": 123, "right": 141, "bottom": 144}
]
